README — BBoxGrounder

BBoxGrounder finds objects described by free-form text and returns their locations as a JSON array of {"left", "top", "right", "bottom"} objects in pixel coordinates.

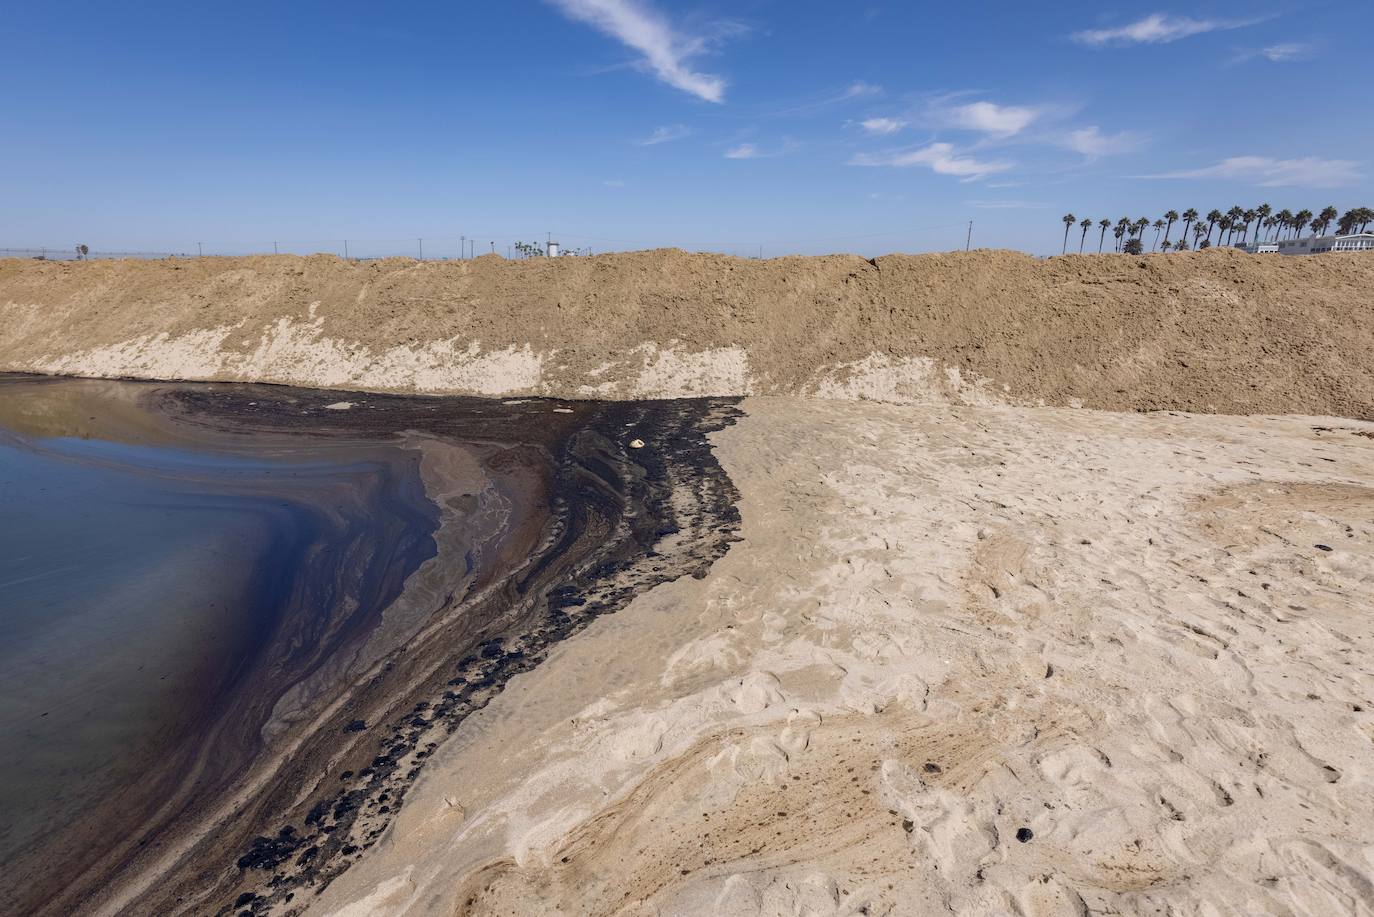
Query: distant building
[{"left": 1235, "top": 232, "right": 1374, "bottom": 255}]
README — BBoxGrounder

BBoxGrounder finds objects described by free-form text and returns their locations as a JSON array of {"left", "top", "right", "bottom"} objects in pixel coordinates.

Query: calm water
[{"left": 0, "top": 380, "right": 438, "bottom": 871}]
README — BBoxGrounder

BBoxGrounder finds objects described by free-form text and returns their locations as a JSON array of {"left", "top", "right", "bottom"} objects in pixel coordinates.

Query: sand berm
[{"left": 3, "top": 247, "right": 1372, "bottom": 417}]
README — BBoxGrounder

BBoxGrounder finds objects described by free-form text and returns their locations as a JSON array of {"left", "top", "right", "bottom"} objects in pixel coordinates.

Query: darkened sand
[{"left": 0, "top": 375, "right": 741, "bottom": 916}]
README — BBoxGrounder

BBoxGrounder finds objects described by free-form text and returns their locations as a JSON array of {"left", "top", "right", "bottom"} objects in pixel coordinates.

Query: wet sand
[{"left": 0, "top": 376, "right": 741, "bottom": 916}]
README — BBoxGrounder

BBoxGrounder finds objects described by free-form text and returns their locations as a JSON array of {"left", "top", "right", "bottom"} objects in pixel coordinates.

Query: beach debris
[
  {"left": 324, "top": 401, "right": 354, "bottom": 410},
  {"left": 1016, "top": 827, "right": 1034, "bottom": 843},
  {"left": 629, "top": 438, "right": 646, "bottom": 449}
]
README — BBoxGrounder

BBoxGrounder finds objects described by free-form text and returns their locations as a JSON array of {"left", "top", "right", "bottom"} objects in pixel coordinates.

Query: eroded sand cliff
[{"left": 4, "top": 248, "right": 1373, "bottom": 416}]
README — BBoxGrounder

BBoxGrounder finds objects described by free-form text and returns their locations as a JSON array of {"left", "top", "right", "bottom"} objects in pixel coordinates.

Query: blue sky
[{"left": 3, "top": 1, "right": 1371, "bottom": 257}]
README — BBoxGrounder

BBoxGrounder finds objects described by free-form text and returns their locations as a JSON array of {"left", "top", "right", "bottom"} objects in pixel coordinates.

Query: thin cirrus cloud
[
  {"left": 860, "top": 117, "right": 905, "bottom": 135},
  {"left": 638, "top": 124, "right": 692, "bottom": 145},
  {"left": 548, "top": 0, "right": 729, "bottom": 102},
  {"left": 849, "top": 143, "right": 1011, "bottom": 181},
  {"left": 768, "top": 80, "right": 882, "bottom": 118},
  {"left": 1072, "top": 13, "right": 1262, "bottom": 47},
  {"left": 1136, "top": 156, "right": 1361, "bottom": 188},
  {"left": 724, "top": 139, "right": 800, "bottom": 160},
  {"left": 1063, "top": 126, "right": 1144, "bottom": 157},
  {"left": 944, "top": 101, "right": 1039, "bottom": 137},
  {"left": 1232, "top": 42, "right": 1315, "bottom": 64}
]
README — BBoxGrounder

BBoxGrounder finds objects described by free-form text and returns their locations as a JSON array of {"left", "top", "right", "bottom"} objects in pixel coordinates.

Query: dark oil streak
[{"left": 97, "top": 386, "right": 743, "bottom": 917}]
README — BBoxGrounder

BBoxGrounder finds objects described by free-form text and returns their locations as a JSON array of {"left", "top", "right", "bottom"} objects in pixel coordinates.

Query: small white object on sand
[
  {"left": 629, "top": 439, "right": 645, "bottom": 449},
  {"left": 324, "top": 401, "right": 354, "bottom": 410}
]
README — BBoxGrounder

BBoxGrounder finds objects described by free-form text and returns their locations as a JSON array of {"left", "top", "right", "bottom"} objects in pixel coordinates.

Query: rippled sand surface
[{"left": 310, "top": 398, "right": 1374, "bottom": 917}]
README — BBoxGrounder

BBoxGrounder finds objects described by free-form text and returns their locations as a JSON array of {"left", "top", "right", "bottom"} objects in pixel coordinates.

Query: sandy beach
[
  {"left": 305, "top": 397, "right": 1374, "bottom": 916},
  {"left": 3, "top": 251, "right": 1374, "bottom": 914}
]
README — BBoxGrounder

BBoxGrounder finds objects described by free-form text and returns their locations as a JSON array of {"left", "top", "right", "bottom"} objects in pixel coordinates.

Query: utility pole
[
  {"left": 460, "top": 235, "right": 466, "bottom": 260},
  {"left": 344, "top": 239, "right": 349, "bottom": 259},
  {"left": 490, "top": 241, "right": 494, "bottom": 254},
  {"left": 197, "top": 241, "right": 203, "bottom": 257},
  {"left": 418, "top": 238, "right": 423, "bottom": 260},
  {"left": 273, "top": 241, "right": 279, "bottom": 255},
  {"left": 965, "top": 221, "right": 973, "bottom": 252}
]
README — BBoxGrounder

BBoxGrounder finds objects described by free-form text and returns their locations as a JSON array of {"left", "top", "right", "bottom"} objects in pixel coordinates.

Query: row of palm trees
[{"left": 1059, "top": 205, "right": 1374, "bottom": 254}]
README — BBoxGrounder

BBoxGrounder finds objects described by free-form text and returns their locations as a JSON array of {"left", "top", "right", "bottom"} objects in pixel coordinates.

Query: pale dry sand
[{"left": 300, "top": 397, "right": 1374, "bottom": 917}]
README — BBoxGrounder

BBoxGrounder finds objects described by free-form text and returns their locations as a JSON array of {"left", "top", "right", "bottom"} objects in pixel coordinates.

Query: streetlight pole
[{"left": 418, "top": 238, "right": 424, "bottom": 260}]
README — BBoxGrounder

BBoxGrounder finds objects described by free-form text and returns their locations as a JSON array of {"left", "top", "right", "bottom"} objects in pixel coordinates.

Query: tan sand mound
[{"left": 3, "top": 247, "right": 1372, "bottom": 417}]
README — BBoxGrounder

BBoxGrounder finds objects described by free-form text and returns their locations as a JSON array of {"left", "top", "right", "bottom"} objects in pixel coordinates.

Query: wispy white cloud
[
  {"left": 638, "top": 124, "right": 691, "bottom": 145},
  {"left": 549, "top": 0, "right": 729, "bottom": 102},
  {"left": 945, "top": 101, "right": 1039, "bottom": 137},
  {"left": 967, "top": 200, "right": 1047, "bottom": 209},
  {"left": 843, "top": 81, "right": 883, "bottom": 99},
  {"left": 768, "top": 80, "right": 883, "bottom": 117},
  {"left": 860, "top": 117, "right": 905, "bottom": 135},
  {"left": 1232, "top": 42, "right": 1315, "bottom": 64},
  {"left": 1136, "top": 155, "right": 1361, "bottom": 188},
  {"left": 1259, "top": 42, "right": 1311, "bottom": 61},
  {"left": 602, "top": 179, "right": 626, "bottom": 187},
  {"left": 849, "top": 142, "right": 1012, "bottom": 181},
  {"left": 1062, "top": 126, "right": 1144, "bottom": 157},
  {"left": 1072, "top": 13, "right": 1262, "bottom": 47},
  {"left": 724, "top": 137, "right": 799, "bottom": 160}
]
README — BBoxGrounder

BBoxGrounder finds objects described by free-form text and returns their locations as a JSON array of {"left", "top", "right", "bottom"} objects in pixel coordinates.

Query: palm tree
[
  {"left": 1152, "top": 219, "right": 1165, "bottom": 251},
  {"left": 1061, "top": 213, "right": 1076, "bottom": 254},
  {"left": 1274, "top": 208, "right": 1294, "bottom": 241},
  {"left": 1180, "top": 208, "right": 1198, "bottom": 245},
  {"left": 1218, "top": 215, "right": 1234, "bottom": 245},
  {"left": 1135, "top": 217, "right": 1150, "bottom": 241},
  {"left": 1255, "top": 203, "right": 1272, "bottom": 238},
  {"left": 1225, "top": 207, "right": 1245, "bottom": 245},
  {"left": 1293, "top": 209, "right": 1313, "bottom": 239},
  {"left": 1113, "top": 223, "right": 1126, "bottom": 251},
  {"left": 1357, "top": 207, "right": 1373, "bottom": 233},
  {"left": 1205, "top": 209, "right": 1222, "bottom": 245},
  {"left": 1240, "top": 209, "right": 1257, "bottom": 242},
  {"left": 1193, "top": 222, "right": 1208, "bottom": 248},
  {"left": 1314, "top": 205, "right": 1338, "bottom": 236},
  {"left": 1098, "top": 218, "right": 1110, "bottom": 253},
  {"left": 1161, "top": 209, "right": 1179, "bottom": 248},
  {"left": 1079, "top": 217, "right": 1092, "bottom": 253}
]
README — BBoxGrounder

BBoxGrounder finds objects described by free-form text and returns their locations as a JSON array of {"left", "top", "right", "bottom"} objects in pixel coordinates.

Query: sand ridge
[
  {"left": 3, "top": 248, "right": 1373, "bottom": 417},
  {"left": 304, "top": 397, "right": 1374, "bottom": 916}
]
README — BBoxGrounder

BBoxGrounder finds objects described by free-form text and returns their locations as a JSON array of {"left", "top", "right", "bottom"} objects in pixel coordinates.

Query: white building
[{"left": 1236, "top": 232, "right": 1374, "bottom": 255}]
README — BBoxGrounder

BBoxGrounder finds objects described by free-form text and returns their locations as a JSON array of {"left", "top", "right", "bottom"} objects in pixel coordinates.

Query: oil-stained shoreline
[{"left": 2, "top": 377, "right": 742, "bottom": 917}]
